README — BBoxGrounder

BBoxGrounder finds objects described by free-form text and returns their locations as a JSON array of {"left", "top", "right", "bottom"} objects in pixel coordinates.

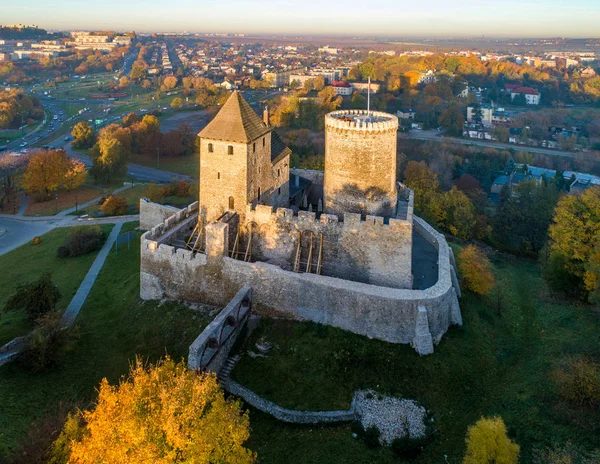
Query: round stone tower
[{"left": 324, "top": 109, "right": 399, "bottom": 217}]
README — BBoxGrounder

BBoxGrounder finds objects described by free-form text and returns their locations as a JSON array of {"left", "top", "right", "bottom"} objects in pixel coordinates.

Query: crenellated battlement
[
  {"left": 325, "top": 110, "right": 399, "bottom": 132},
  {"left": 244, "top": 203, "right": 412, "bottom": 231}
]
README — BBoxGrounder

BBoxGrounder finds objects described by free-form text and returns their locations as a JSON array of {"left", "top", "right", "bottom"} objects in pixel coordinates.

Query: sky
[{"left": 2, "top": 0, "right": 600, "bottom": 38}]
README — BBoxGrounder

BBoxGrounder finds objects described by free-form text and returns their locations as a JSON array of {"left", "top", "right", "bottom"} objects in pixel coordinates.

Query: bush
[
  {"left": 463, "top": 416, "right": 519, "bottom": 464},
  {"left": 533, "top": 442, "right": 600, "bottom": 464},
  {"left": 553, "top": 357, "right": 600, "bottom": 409},
  {"left": 391, "top": 435, "right": 427, "bottom": 459},
  {"left": 100, "top": 195, "right": 128, "bottom": 215},
  {"left": 458, "top": 245, "right": 496, "bottom": 296},
  {"left": 364, "top": 425, "right": 381, "bottom": 448},
  {"left": 32, "top": 236, "right": 41, "bottom": 245},
  {"left": 2, "top": 272, "right": 61, "bottom": 322},
  {"left": 17, "top": 313, "right": 75, "bottom": 372},
  {"left": 144, "top": 183, "right": 165, "bottom": 203},
  {"left": 60, "top": 226, "right": 105, "bottom": 257}
]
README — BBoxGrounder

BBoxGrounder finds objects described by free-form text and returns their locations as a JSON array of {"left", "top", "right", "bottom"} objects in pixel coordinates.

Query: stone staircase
[{"left": 217, "top": 354, "right": 241, "bottom": 386}]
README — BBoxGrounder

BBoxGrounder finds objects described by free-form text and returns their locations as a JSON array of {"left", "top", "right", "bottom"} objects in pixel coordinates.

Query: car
[
  {"left": 64, "top": 136, "right": 71, "bottom": 141},
  {"left": 20, "top": 142, "right": 28, "bottom": 147}
]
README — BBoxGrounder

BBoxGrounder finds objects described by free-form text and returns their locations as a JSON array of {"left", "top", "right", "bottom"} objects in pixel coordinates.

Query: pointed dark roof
[{"left": 198, "top": 91, "right": 271, "bottom": 143}]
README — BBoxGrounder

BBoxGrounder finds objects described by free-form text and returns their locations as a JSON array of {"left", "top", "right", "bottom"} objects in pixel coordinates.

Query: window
[
  {"left": 262, "top": 137, "right": 265, "bottom": 147},
  {"left": 228, "top": 196, "right": 234, "bottom": 210},
  {"left": 253, "top": 142, "right": 256, "bottom": 153},
  {"left": 208, "top": 143, "right": 213, "bottom": 153},
  {"left": 277, "top": 168, "right": 280, "bottom": 177},
  {"left": 278, "top": 187, "right": 281, "bottom": 195},
  {"left": 228, "top": 145, "right": 233, "bottom": 155},
  {"left": 217, "top": 172, "right": 220, "bottom": 179},
  {"left": 257, "top": 188, "right": 261, "bottom": 201}
]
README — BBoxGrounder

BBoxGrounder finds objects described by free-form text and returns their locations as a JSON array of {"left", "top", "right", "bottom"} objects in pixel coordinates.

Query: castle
[{"left": 140, "top": 91, "right": 462, "bottom": 355}]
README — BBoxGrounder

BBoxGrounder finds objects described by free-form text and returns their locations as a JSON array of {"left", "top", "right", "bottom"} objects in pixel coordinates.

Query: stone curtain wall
[
  {"left": 140, "top": 203, "right": 461, "bottom": 354},
  {"left": 225, "top": 380, "right": 357, "bottom": 424},
  {"left": 244, "top": 205, "right": 413, "bottom": 289},
  {"left": 188, "top": 286, "right": 252, "bottom": 374},
  {"left": 139, "top": 199, "right": 182, "bottom": 231}
]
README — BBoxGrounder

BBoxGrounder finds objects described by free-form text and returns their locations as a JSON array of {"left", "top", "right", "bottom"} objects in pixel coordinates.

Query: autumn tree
[
  {"left": 440, "top": 187, "right": 476, "bottom": 239},
  {"left": 403, "top": 161, "right": 442, "bottom": 224},
  {"left": 545, "top": 186, "right": 600, "bottom": 300},
  {"left": 90, "top": 124, "right": 131, "bottom": 181},
  {"left": 72, "top": 121, "right": 95, "bottom": 149},
  {"left": 51, "top": 357, "right": 255, "bottom": 464},
  {"left": 438, "top": 106, "right": 465, "bottom": 136},
  {"left": 119, "top": 76, "right": 129, "bottom": 88},
  {"left": 62, "top": 158, "right": 87, "bottom": 191},
  {"left": 23, "top": 149, "right": 69, "bottom": 199},
  {"left": 463, "top": 417, "right": 519, "bottom": 464},
  {"left": 317, "top": 86, "right": 343, "bottom": 112},
  {"left": 458, "top": 245, "right": 496, "bottom": 296},
  {"left": 163, "top": 75, "right": 178, "bottom": 90},
  {"left": 121, "top": 112, "right": 139, "bottom": 127},
  {"left": 171, "top": 96, "right": 183, "bottom": 108}
]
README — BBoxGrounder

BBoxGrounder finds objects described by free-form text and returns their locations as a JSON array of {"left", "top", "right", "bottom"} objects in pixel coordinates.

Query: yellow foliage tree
[
  {"left": 23, "top": 149, "right": 69, "bottom": 199},
  {"left": 458, "top": 245, "right": 496, "bottom": 296},
  {"left": 62, "top": 159, "right": 87, "bottom": 191},
  {"left": 56, "top": 357, "right": 255, "bottom": 464},
  {"left": 463, "top": 417, "right": 519, "bottom": 464}
]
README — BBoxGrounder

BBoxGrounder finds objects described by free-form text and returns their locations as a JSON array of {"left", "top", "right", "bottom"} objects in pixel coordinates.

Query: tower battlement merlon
[{"left": 325, "top": 110, "right": 399, "bottom": 132}]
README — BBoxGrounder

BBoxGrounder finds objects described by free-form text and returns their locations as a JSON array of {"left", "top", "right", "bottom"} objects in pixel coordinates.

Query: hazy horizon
[{"left": 3, "top": 0, "right": 600, "bottom": 38}]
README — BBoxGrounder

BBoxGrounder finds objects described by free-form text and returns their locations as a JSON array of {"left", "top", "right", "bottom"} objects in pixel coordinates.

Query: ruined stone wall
[
  {"left": 324, "top": 110, "right": 398, "bottom": 217},
  {"left": 244, "top": 205, "right": 412, "bottom": 289},
  {"left": 139, "top": 199, "right": 182, "bottom": 231},
  {"left": 140, "top": 207, "right": 461, "bottom": 354}
]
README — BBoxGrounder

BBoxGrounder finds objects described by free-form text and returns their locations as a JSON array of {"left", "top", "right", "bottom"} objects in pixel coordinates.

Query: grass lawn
[
  {"left": 0, "top": 225, "right": 113, "bottom": 348},
  {"left": 232, "top": 248, "right": 600, "bottom": 464},
  {"left": 24, "top": 186, "right": 103, "bottom": 216},
  {"left": 130, "top": 152, "right": 199, "bottom": 178},
  {"left": 0, "top": 223, "right": 213, "bottom": 460}
]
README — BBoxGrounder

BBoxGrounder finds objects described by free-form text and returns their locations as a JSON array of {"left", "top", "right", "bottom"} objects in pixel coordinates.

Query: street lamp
[{"left": 156, "top": 147, "right": 160, "bottom": 169}]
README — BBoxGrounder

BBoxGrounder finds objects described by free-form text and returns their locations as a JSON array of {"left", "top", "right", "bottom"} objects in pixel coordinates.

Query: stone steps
[{"left": 217, "top": 354, "right": 241, "bottom": 385}]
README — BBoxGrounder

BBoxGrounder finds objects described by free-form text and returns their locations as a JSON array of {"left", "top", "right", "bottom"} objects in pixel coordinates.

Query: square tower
[{"left": 198, "top": 91, "right": 291, "bottom": 223}]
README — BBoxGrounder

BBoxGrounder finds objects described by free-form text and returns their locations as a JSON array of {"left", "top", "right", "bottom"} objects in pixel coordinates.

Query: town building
[
  {"left": 331, "top": 81, "right": 352, "bottom": 96},
  {"left": 510, "top": 87, "right": 541, "bottom": 105}
]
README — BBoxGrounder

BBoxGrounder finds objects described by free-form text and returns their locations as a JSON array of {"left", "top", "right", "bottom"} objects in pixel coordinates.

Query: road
[
  {"left": 407, "top": 129, "right": 581, "bottom": 159},
  {"left": 0, "top": 217, "right": 56, "bottom": 256}
]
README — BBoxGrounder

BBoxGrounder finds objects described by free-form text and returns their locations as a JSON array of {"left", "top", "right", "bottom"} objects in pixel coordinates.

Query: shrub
[
  {"left": 61, "top": 226, "right": 105, "bottom": 257},
  {"left": 554, "top": 356, "right": 600, "bottom": 409},
  {"left": 3, "top": 272, "right": 61, "bottom": 322},
  {"left": 32, "top": 236, "right": 41, "bottom": 245},
  {"left": 364, "top": 425, "right": 381, "bottom": 448},
  {"left": 17, "top": 313, "right": 75, "bottom": 372},
  {"left": 458, "top": 245, "right": 496, "bottom": 296},
  {"left": 143, "top": 183, "right": 165, "bottom": 203},
  {"left": 56, "top": 245, "right": 70, "bottom": 258},
  {"left": 533, "top": 442, "right": 600, "bottom": 464},
  {"left": 463, "top": 416, "right": 519, "bottom": 464},
  {"left": 100, "top": 195, "right": 128, "bottom": 215},
  {"left": 391, "top": 435, "right": 427, "bottom": 459}
]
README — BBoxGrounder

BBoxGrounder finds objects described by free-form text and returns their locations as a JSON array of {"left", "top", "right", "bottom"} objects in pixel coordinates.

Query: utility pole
[{"left": 156, "top": 147, "right": 160, "bottom": 169}]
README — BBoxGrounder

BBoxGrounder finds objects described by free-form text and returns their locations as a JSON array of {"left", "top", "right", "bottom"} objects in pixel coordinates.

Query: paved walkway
[{"left": 61, "top": 222, "right": 123, "bottom": 326}]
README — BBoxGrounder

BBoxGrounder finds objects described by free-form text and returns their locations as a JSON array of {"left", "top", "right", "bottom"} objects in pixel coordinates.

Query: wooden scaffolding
[{"left": 293, "top": 230, "right": 323, "bottom": 275}]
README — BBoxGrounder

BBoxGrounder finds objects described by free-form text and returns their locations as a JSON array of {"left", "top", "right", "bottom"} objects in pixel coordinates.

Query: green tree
[
  {"left": 440, "top": 187, "right": 475, "bottom": 239},
  {"left": 3, "top": 272, "right": 61, "bottom": 322},
  {"left": 403, "top": 161, "right": 442, "bottom": 224},
  {"left": 438, "top": 106, "right": 465, "bottom": 136},
  {"left": 463, "top": 417, "right": 519, "bottom": 464}
]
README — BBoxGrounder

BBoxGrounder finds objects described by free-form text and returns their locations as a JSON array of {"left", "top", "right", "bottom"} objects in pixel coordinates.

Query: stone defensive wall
[
  {"left": 188, "top": 285, "right": 252, "bottom": 373},
  {"left": 243, "top": 202, "right": 413, "bottom": 289},
  {"left": 140, "top": 202, "right": 461, "bottom": 355},
  {"left": 140, "top": 198, "right": 183, "bottom": 231}
]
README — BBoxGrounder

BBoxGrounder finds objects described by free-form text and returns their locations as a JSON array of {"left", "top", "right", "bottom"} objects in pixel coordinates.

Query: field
[
  {"left": 232, "top": 246, "right": 600, "bottom": 464},
  {"left": 0, "top": 223, "right": 212, "bottom": 460},
  {"left": 0, "top": 225, "right": 113, "bottom": 347},
  {"left": 1, "top": 230, "right": 598, "bottom": 463}
]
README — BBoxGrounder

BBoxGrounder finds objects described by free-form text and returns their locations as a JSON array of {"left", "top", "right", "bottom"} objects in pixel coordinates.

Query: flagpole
[{"left": 367, "top": 76, "right": 371, "bottom": 117}]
